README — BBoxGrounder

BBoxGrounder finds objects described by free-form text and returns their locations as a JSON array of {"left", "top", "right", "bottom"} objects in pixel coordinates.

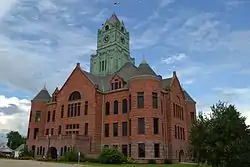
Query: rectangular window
[
  {"left": 47, "top": 111, "right": 51, "bottom": 122},
  {"left": 52, "top": 110, "right": 55, "bottom": 121},
  {"left": 129, "top": 119, "right": 131, "bottom": 136},
  {"left": 137, "top": 92, "right": 144, "bottom": 108},
  {"left": 58, "top": 125, "right": 61, "bottom": 135},
  {"left": 113, "top": 122, "right": 118, "bottom": 137},
  {"left": 129, "top": 94, "right": 131, "bottom": 110},
  {"left": 46, "top": 129, "right": 49, "bottom": 135},
  {"left": 84, "top": 123, "right": 88, "bottom": 136},
  {"left": 84, "top": 101, "right": 88, "bottom": 115},
  {"left": 183, "top": 128, "right": 185, "bottom": 140},
  {"left": 111, "top": 83, "right": 114, "bottom": 90},
  {"left": 74, "top": 103, "right": 77, "bottom": 117},
  {"left": 114, "top": 101, "right": 118, "bottom": 115},
  {"left": 177, "top": 126, "right": 180, "bottom": 139},
  {"left": 61, "top": 105, "right": 64, "bottom": 118},
  {"left": 122, "top": 122, "right": 128, "bottom": 136},
  {"left": 173, "top": 103, "right": 175, "bottom": 117},
  {"left": 67, "top": 105, "right": 70, "bottom": 117},
  {"left": 51, "top": 128, "right": 54, "bottom": 135},
  {"left": 77, "top": 103, "right": 81, "bottom": 116},
  {"left": 122, "top": 145, "right": 128, "bottom": 157},
  {"left": 70, "top": 104, "right": 74, "bottom": 117},
  {"left": 115, "top": 82, "right": 118, "bottom": 89},
  {"left": 104, "top": 123, "right": 109, "bottom": 137},
  {"left": 34, "top": 128, "right": 39, "bottom": 139},
  {"left": 153, "top": 117, "right": 159, "bottom": 134},
  {"left": 35, "top": 111, "right": 41, "bottom": 122},
  {"left": 138, "top": 118, "right": 145, "bottom": 134},
  {"left": 129, "top": 144, "right": 131, "bottom": 157},
  {"left": 154, "top": 143, "right": 160, "bottom": 158},
  {"left": 180, "top": 127, "right": 183, "bottom": 139},
  {"left": 138, "top": 143, "right": 145, "bottom": 158},
  {"left": 152, "top": 92, "right": 158, "bottom": 109},
  {"left": 122, "top": 99, "right": 128, "bottom": 114},
  {"left": 174, "top": 125, "right": 177, "bottom": 138},
  {"left": 102, "top": 61, "right": 104, "bottom": 71}
]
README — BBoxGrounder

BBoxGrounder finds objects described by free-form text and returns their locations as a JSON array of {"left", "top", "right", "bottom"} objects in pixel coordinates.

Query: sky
[{"left": 0, "top": 0, "right": 250, "bottom": 138}]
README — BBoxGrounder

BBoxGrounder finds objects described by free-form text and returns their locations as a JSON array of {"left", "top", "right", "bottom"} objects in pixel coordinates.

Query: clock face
[
  {"left": 120, "top": 37, "right": 125, "bottom": 44},
  {"left": 103, "top": 35, "right": 109, "bottom": 43}
]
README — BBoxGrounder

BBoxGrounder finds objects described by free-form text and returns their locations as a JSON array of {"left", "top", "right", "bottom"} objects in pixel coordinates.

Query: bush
[
  {"left": 99, "top": 147, "right": 125, "bottom": 164},
  {"left": 19, "top": 146, "right": 33, "bottom": 157},
  {"left": 164, "top": 159, "right": 173, "bottom": 164},
  {"left": 63, "top": 149, "right": 84, "bottom": 162},
  {"left": 125, "top": 157, "right": 136, "bottom": 164},
  {"left": 148, "top": 159, "right": 156, "bottom": 164}
]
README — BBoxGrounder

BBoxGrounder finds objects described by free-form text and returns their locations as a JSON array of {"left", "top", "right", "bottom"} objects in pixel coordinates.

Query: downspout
[{"left": 100, "top": 80, "right": 105, "bottom": 151}]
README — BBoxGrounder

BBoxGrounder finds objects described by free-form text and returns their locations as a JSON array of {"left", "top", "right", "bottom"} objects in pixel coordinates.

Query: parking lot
[{"left": 0, "top": 159, "right": 85, "bottom": 167}]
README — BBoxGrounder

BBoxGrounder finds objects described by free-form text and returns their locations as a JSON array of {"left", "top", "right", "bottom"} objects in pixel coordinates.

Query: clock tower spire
[{"left": 90, "top": 13, "right": 135, "bottom": 76}]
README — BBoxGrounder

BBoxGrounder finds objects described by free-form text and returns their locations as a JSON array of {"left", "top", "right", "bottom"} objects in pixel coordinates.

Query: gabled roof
[
  {"left": 162, "top": 77, "right": 172, "bottom": 89},
  {"left": 32, "top": 88, "right": 51, "bottom": 102},
  {"left": 183, "top": 90, "right": 196, "bottom": 103}
]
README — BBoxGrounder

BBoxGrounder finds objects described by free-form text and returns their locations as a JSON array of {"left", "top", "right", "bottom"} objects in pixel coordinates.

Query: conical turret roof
[
  {"left": 137, "top": 60, "right": 157, "bottom": 76},
  {"left": 32, "top": 87, "right": 51, "bottom": 102}
]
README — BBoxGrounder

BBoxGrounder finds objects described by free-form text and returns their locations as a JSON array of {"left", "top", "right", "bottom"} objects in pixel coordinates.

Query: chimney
[
  {"left": 173, "top": 71, "right": 177, "bottom": 76},
  {"left": 76, "top": 62, "right": 80, "bottom": 67}
]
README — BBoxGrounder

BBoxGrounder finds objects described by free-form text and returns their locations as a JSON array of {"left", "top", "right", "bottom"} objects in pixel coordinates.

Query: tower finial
[
  {"left": 141, "top": 54, "right": 147, "bottom": 64},
  {"left": 43, "top": 82, "right": 47, "bottom": 90}
]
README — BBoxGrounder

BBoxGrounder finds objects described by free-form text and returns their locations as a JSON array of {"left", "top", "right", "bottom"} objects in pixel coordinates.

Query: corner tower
[{"left": 90, "top": 13, "right": 135, "bottom": 76}]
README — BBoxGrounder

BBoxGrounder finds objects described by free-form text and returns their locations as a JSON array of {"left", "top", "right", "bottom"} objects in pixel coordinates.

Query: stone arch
[
  {"left": 48, "top": 147, "right": 57, "bottom": 159},
  {"left": 68, "top": 91, "right": 81, "bottom": 101},
  {"left": 179, "top": 149, "right": 184, "bottom": 162}
]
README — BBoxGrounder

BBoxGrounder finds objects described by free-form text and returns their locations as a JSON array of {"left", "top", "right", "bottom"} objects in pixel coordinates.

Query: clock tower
[{"left": 90, "top": 13, "right": 135, "bottom": 76}]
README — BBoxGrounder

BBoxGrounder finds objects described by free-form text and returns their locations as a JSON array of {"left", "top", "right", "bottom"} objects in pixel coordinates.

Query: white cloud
[
  {"left": 0, "top": 95, "right": 30, "bottom": 135},
  {"left": 161, "top": 53, "right": 187, "bottom": 64},
  {"left": 0, "top": 0, "right": 97, "bottom": 93},
  {"left": 159, "top": 0, "right": 175, "bottom": 8}
]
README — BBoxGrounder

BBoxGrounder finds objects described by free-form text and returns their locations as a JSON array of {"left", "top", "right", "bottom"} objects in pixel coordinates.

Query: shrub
[
  {"left": 99, "top": 147, "right": 125, "bottom": 164},
  {"left": 19, "top": 145, "right": 33, "bottom": 157},
  {"left": 125, "top": 157, "right": 136, "bottom": 164},
  {"left": 148, "top": 159, "right": 156, "bottom": 164},
  {"left": 164, "top": 159, "right": 173, "bottom": 164},
  {"left": 63, "top": 149, "right": 84, "bottom": 162}
]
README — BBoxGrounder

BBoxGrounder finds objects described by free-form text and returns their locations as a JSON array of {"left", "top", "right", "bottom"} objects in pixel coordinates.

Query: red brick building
[{"left": 26, "top": 13, "right": 196, "bottom": 163}]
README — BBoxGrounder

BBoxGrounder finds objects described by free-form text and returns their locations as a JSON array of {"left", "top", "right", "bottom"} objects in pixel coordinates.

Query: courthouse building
[{"left": 26, "top": 13, "right": 196, "bottom": 163}]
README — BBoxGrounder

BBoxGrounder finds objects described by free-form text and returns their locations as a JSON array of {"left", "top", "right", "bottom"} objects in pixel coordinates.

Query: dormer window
[
  {"left": 121, "top": 26, "right": 124, "bottom": 32},
  {"left": 111, "top": 79, "right": 123, "bottom": 90}
]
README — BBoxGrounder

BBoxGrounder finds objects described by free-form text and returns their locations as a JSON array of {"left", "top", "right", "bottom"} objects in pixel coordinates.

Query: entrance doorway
[
  {"left": 48, "top": 147, "right": 57, "bottom": 159},
  {"left": 179, "top": 150, "right": 184, "bottom": 162}
]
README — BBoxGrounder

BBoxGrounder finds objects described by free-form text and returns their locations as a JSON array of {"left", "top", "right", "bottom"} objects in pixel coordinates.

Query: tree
[
  {"left": 189, "top": 101, "right": 250, "bottom": 167},
  {"left": 6, "top": 131, "right": 26, "bottom": 150}
]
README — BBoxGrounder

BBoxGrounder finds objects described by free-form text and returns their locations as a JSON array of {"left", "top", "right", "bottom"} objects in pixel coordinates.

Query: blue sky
[{"left": 0, "top": 0, "right": 250, "bottom": 135}]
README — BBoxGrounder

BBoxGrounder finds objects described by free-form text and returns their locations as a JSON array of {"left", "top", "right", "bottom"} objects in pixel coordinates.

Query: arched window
[
  {"left": 122, "top": 99, "right": 128, "bottom": 114},
  {"left": 68, "top": 91, "right": 81, "bottom": 101},
  {"left": 105, "top": 102, "right": 110, "bottom": 115},
  {"left": 113, "top": 100, "right": 118, "bottom": 115},
  {"left": 105, "top": 25, "right": 109, "bottom": 30}
]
